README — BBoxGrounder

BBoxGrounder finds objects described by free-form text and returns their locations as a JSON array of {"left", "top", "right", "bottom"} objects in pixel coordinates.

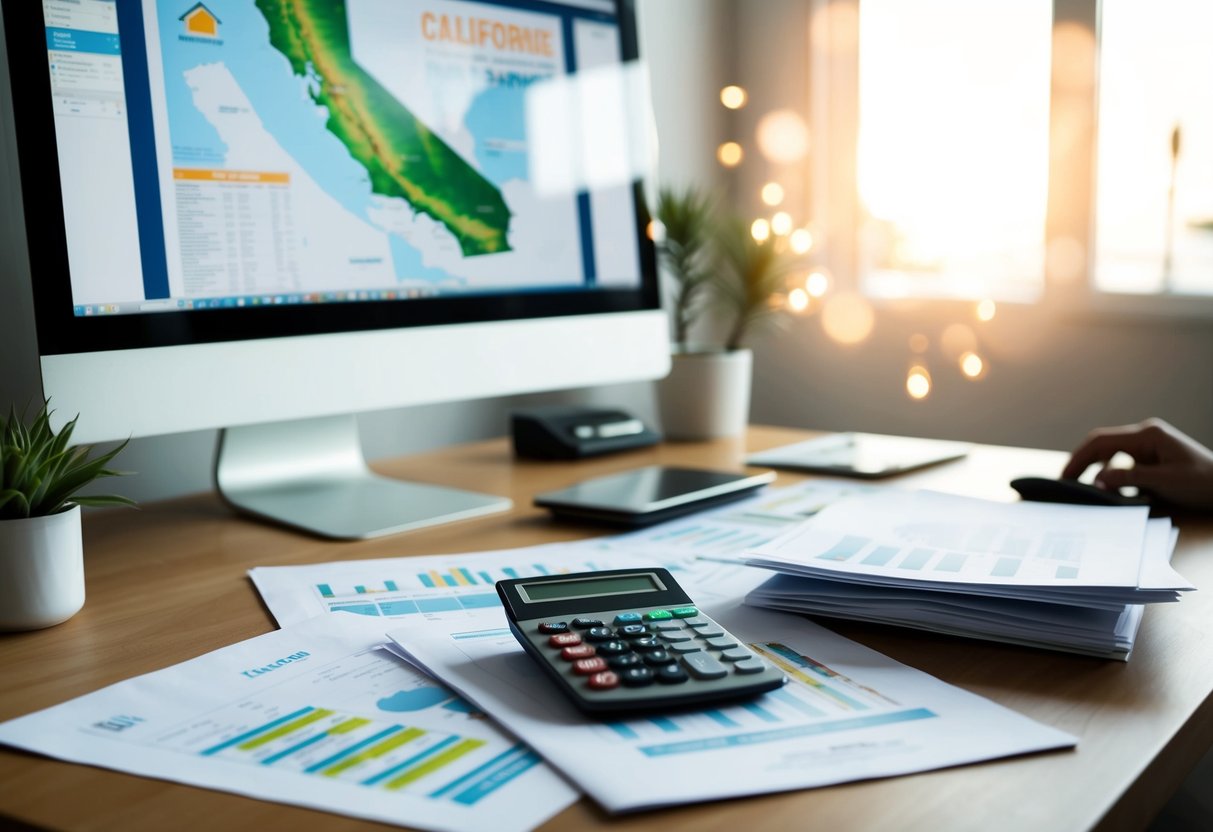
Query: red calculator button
[
  {"left": 548, "top": 633, "right": 582, "bottom": 648},
  {"left": 561, "top": 645, "right": 596, "bottom": 660},
  {"left": 573, "top": 657, "right": 609, "bottom": 675},
  {"left": 588, "top": 671, "right": 620, "bottom": 690}
]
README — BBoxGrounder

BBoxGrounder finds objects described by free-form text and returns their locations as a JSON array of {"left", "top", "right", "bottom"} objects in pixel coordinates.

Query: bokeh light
[
  {"left": 717, "top": 141, "right": 743, "bottom": 167},
  {"left": 976, "top": 299, "right": 997, "bottom": 322},
  {"left": 787, "top": 287, "right": 810, "bottom": 313},
  {"left": 909, "top": 333, "right": 929, "bottom": 353},
  {"left": 940, "top": 323, "right": 977, "bottom": 359},
  {"left": 806, "top": 270, "right": 830, "bottom": 297},
  {"left": 790, "top": 228, "right": 814, "bottom": 254},
  {"left": 720, "top": 85, "right": 748, "bottom": 109},
  {"left": 750, "top": 218, "right": 771, "bottom": 242},
  {"left": 821, "top": 293, "right": 875, "bottom": 345},
  {"left": 771, "top": 211, "right": 794, "bottom": 236},
  {"left": 960, "top": 351, "right": 985, "bottom": 379},
  {"left": 906, "top": 366, "right": 932, "bottom": 399},
  {"left": 756, "top": 109, "right": 811, "bottom": 164},
  {"left": 646, "top": 220, "right": 661, "bottom": 241},
  {"left": 761, "top": 182, "right": 785, "bottom": 206}
]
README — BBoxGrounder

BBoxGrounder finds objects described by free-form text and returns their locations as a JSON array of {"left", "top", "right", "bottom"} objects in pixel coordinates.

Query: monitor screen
[
  {"left": 6, "top": 0, "right": 669, "bottom": 540},
  {"left": 12, "top": 0, "right": 658, "bottom": 355}
]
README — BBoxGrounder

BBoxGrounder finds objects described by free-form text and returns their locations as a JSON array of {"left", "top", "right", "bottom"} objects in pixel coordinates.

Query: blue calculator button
[
  {"left": 537, "top": 621, "right": 568, "bottom": 634},
  {"left": 613, "top": 612, "right": 643, "bottom": 626}
]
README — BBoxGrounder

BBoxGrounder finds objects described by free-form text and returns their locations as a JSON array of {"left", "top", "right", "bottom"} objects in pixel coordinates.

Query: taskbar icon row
[{"left": 73, "top": 288, "right": 440, "bottom": 317}]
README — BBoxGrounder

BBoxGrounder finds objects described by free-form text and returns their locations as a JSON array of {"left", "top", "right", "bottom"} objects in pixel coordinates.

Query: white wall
[{"left": 0, "top": 0, "right": 728, "bottom": 504}]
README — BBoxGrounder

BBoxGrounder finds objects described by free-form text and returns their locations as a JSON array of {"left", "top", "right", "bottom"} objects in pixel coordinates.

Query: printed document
[
  {"left": 388, "top": 602, "right": 1076, "bottom": 812},
  {"left": 0, "top": 614, "right": 577, "bottom": 832}
]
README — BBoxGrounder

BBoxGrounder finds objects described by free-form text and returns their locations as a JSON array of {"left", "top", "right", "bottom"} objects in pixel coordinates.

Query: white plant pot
[
  {"left": 0, "top": 505, "right": 85, "bottom": 631},
  {"left": 656, "top": 348, "right": 753, "bottom": 440}
]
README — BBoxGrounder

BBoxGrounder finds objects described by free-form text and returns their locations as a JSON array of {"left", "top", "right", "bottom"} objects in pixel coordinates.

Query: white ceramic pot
[
  {"left": 656, "top": 348, "right": 753, "bottom": 440},
  {"left": 0, "top": 504, "right": 85, "bottom": 630}
]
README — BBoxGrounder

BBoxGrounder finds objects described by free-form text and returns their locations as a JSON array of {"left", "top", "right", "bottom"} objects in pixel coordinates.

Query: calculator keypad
[{"left": 534, "top": 608, "right": 772, "bottom": 700}]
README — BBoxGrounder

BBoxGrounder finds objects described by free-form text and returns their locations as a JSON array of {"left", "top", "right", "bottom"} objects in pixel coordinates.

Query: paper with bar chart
[
  {"left": 388, "top": 602, "right": 1075, "bottom": 812},
  {"left": 250, "top": 543, "right": 664, "bottom": 628},
  {"left": 746, "top": 489, "right": 1185, "bottom": 592},
  {"left": 0, "top": 615, "right": 576, "bottom": 832}
]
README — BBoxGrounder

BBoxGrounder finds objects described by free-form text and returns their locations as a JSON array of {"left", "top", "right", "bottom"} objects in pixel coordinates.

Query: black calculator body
[{"left": 496, "top": 568, "right": 786, "bottom": 715}]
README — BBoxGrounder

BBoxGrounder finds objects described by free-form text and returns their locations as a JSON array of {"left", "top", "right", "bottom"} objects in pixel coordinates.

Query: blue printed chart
[
  {"left": 250, "top": 545, "right": 653, "bottom": 628},
  {"left": 0, "top": 614, "right": 576, "bottom": 832}
]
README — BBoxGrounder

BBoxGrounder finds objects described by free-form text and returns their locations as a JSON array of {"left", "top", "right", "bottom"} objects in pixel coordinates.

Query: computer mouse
[{"left": 1010, "top": 477, "right": 1149, "bottom": 507}]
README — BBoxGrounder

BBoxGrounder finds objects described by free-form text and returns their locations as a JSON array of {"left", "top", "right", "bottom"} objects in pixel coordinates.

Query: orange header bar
[{"left": 173, "top": 169, "right": 290, "bottom": 184}]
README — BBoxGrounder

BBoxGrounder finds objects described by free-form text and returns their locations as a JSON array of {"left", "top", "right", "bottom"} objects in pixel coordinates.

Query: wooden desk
[{"left": 2, "top": 426, "right": 1211, "bottom": 832}]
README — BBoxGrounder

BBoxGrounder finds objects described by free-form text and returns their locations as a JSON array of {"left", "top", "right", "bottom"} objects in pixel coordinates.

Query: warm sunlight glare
[
  {"left": 750, "top": 218, "right": 771, "bottom": 242},
  {"left": 720, "top": 85, "right": 748, "bottom": 110},
  {"left": 976, "top": 299, "right": 996, "bottom": 322},
  {"left": 960, "top": 351, "right": 985, "bottom": 379},
  {"left": 790, "top": 228, "right": 814, "bottom": 254},
  {"left": 756, "top": 109, "right": 810, "bottom": 164},
  {"left": 761, "top": 182, "right": 785, "bottom": 206},
  {"left": 906, "top": 366, "right": 932, "bottom": 400},
  {"left": 858, "top": 0, "right": 1050, "bottom": 298},
  {"left": 717, "top": 141, "right": 743, "bottom": 167},
  {"left": 806, "top": 271, "right": 830, "bottom": 297},
  {"left": 787, "top": 288, "right": 810, "bottom": 313},
  {"left": 771, "top": 212, "right": 793, "bottom": 236},
  {"left": 821, "top": 293, "right": 874, "bottom": 345}
]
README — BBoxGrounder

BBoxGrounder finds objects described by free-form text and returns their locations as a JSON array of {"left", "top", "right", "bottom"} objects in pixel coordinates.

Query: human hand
[{"left": 1062, "top": 418, "right": 1213, "bottom": 510}]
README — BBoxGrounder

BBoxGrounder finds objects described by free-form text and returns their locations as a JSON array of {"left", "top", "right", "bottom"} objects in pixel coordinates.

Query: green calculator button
[
  {"left": 644, "top": 610, "right": 673, "bottom": 621},
  {"left": 670, "top": 607, "right": 699, "bottom": 618}
]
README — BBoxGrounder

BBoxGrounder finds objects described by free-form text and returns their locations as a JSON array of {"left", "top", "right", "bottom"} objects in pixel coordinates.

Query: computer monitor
[{"left": 4, "top": 0, "right": 667, "bottom": 539}]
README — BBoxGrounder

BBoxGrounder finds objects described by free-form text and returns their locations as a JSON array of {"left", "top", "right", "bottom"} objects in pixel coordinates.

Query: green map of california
[{"left": 255, "top": 0, "right": 512, "bottom": 256}]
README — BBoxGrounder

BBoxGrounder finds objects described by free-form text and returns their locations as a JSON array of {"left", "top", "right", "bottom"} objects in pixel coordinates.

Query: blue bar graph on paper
[
  {"left": 201, "top": 706, "right": 315, "bottom": 755},
  {"left": 607, "top": 722, "right": 639, "bottom": 739},
  {"left": 317, "top": 584, "right": 334, "bottom": 598},
  {"left": 650, "top": 717, "right": 680, "bottom": 733},
  {"left": 639, "top": 708, "right": 936, "bottom": 757},
  {"left": 899, "top": 548, "right": 934, "bottom": 570},
  {"left": 379, "top": 600, "right": 420, "bottom": 616},
  {"left": 479, "top": 571, "right": 493, "bottom": 585},
  {"left": 459, "top": 568, "right": 476, "bottom": 585},
  {"left": 260, "top": 730, "right": 329, "bottom": 765},
  {"left": 502, "top": 567, "right": 519, "bottom": 579},
  {"left": 431, "top": 744, "right": 527, "bottom": 800},
  {"left": 361, "top": 735, "right": 461, "bottom": 786},
  {"left": 741, "top": 702, "right": 782, "bottom": 724},
  {"left": 385, "top": 581, "right": 399, "bottom": 591},
  {"left": 459, "top": 593, "right": 500, "bottom": 609},
  {"left": 936, "top": 553, "right": 966, "bottom": 572},
  {"left": 861, "top": 546, "right": 899, "bottom": 566},
  {"left": 417, "top": 597, "right": 461, "bottom": 613},
  {"left": 817, "top": 535, "right": 870, "bottom": 562},
  {"left": 992, "top": 557, "right": 1021, "bottom": 577},
  {"left": 452, "top": 749, "right": 541, "bottom": 805},
  {"left": 534, "top": 564, "right": 550, "bottom": 575},
  {"left": 769, "top": 687, "right": 825, "bottom": 718},
  {"left": 419, "top": 574, "right": 436, "bottom": 588},
  {"left": 355, "top": 585, "right": 367, "bottom": 594},
  {"left": 303, "top": 725, "right": 403, "bottom": 773},
  {"left": 330, "top": 603, "right": 379, "bottom": 616},
  {"left": 704, "top": 710, "right": 741, "bottom": 728},
  {"left": 442, "top": 574, "right": 458, "bottom": 587}
]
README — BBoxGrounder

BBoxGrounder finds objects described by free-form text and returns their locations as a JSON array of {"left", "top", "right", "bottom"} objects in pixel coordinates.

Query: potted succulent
[
  {"left": 0, "top": 402, "right": 134, "bottom": 630},
  {"left": 654, "top": 188, "right": 791, "bottom": 439}
]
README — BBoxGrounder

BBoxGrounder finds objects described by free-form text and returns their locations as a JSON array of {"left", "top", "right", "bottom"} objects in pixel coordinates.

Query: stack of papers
[{"left": 743, "top": 490, "right": 1192, "bottom": 659}]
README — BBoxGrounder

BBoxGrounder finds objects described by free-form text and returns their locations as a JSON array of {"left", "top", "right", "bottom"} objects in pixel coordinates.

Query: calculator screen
[{"left": 517, "top": 572, "right": 663, "bottom": 603}]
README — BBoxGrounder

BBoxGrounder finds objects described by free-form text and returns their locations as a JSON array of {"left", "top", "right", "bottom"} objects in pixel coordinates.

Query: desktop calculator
[{"left": 496, "top": 568, "right": 786, "bottom": 714}]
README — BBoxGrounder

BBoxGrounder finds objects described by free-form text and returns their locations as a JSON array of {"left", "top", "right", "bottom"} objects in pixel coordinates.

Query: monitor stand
[{"left": 214, "top": 415, "right": 512, "bottom": 540}]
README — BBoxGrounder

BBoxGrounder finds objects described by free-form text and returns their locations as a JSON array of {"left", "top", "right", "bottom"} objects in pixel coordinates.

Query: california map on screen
[{"left": 156, "top": 0, "right": 585, "bottom": 297}]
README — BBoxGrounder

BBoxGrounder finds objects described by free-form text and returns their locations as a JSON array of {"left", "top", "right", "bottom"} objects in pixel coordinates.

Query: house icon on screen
[{"left": 180, "top": 3, "right": 222, "bottom": 38}]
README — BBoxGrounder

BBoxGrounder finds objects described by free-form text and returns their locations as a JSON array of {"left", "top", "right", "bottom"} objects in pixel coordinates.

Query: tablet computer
[
  {"left": 747, "top": 432, "right": 969, "bottom": 479},
  {"left": 533, "top": 466, "right": 775, "bottom": 526}
]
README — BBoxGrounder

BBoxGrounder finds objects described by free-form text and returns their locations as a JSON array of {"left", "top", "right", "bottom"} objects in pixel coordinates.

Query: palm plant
[
  {"left": 0, "top": 401, "right": 135, "bottom": 520},
  {"left": 714, "top": 218, "right": 792, "bottom": 351},
  {"left": 654, "top": 187, "right": 717, "bottom": 346}
]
